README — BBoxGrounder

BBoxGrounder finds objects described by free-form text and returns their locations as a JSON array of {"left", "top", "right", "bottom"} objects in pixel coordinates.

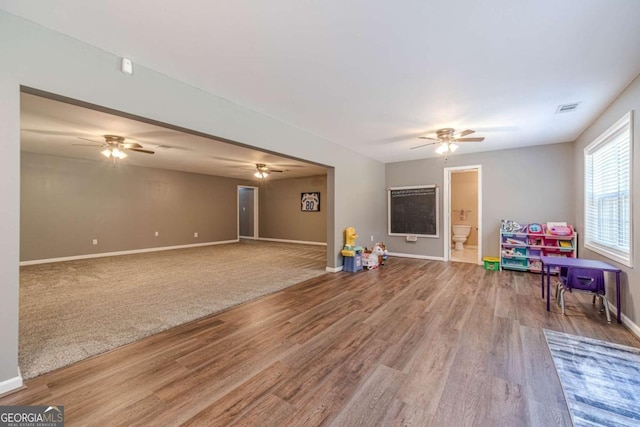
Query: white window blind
[{"left": 584, "top": 111, "right": 633, "bottom": 267}]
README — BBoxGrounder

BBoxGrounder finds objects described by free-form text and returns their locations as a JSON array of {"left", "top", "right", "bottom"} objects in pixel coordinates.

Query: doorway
[
  {"left": 238, "top": 186, "right": 259, "bottom": 239},
  {"left": 443, "top": 165, "right": 482, "bottom": 264}
]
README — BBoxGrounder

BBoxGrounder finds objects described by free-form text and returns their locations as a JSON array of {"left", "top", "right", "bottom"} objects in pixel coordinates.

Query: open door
[
  {"left": 238, "top": 186, "right": 259, "bottom": 239},
  {"left": 443, "top": 165, "right": 482, "bottom": 264}
]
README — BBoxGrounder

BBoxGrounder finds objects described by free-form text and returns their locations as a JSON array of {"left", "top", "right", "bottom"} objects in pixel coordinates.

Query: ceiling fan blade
[
  {"left": 77, "top": 137, "right": 103, "bottom": 144},
  {"left": 127, "top": 148, "right": 155, "bottom": 154},
  {"left": 209, "top": 156, "right": 247, "bottom": 163},
  {"left": 418, "top": 136, "right": 439, "bottom": 141},
  {"left": 122, "top": 142, "right": 143, "bottom": 149},
  {"left": 455, "top": 137, "right": 484, "bottom": 142},
  {"left": 455, "top": 129, "right": 475, "bottom": 138},
  {"left": 269, "top": 169, "right": 284, "bottom": 173},
  {"left": 411, "top": 142, "right": 438, "bottom": 149}
]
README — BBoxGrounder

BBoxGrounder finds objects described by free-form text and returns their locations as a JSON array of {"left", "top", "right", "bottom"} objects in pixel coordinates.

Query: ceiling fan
[
  {"left": 411, "top": 128, "right": 484, "bottom": 154},
  {"left": 74, "top": 135, "right": 155, "bottom": 161},
  {"left": 254, "top": 163, "right": 284, "bottom": 179}
]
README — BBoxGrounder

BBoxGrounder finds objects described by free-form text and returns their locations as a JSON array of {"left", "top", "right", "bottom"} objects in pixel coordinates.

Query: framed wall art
[{"left": 301, "top": 192, "right": 321, "bottom": 212}]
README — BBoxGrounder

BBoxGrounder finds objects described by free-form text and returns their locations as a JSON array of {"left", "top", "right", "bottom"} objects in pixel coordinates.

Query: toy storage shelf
[{"left": 500, "top": 223, "right": 577, "bottom": 274}]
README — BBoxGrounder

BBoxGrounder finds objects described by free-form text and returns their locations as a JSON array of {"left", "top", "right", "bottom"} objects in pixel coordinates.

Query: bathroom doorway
[{"left": 443, "top": 165, "right": 482, "bottom": 264}]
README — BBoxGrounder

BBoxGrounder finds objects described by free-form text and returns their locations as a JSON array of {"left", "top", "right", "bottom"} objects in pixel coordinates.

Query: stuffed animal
[
  {"left": 365, "top": 244, "right": 385, "bottom": 269},
  {"left": 374, "top": 242, "right": 388, "bottom": 265},
  {"left": 362, "top": 251, "right": 377, "bottom": 269}
]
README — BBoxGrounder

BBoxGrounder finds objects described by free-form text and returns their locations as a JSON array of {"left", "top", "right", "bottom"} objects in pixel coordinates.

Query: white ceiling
[
  {"left": 4, "top": 0, "right": 640, "bottom": 163},
  {"left": 20, "top": 93, "right": 327, "bottom": 180}
]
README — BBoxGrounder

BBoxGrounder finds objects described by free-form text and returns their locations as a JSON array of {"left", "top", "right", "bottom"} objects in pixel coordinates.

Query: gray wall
[
  {"left": 0, "top": 12, "right": 386, "bottom": 386},
  {"left": 386, "top": 142, "right": 575, "bottom": 258},
  {"left": 573, "top": 72, "right": 640, "bottom": 327},
  {"left": 259, "top": 175, "right": 327, "bottom": 243},
  {"left": 239, "top": 187, "right": 255, "bottom": 237},
  {"left": 21, "top": 152, "right": 246, "bottom": 261}
]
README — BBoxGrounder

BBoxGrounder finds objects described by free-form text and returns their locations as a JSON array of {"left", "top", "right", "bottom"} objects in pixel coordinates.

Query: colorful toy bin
[{"left": 483, "top": 257, "right": 500, "bottom": 271}]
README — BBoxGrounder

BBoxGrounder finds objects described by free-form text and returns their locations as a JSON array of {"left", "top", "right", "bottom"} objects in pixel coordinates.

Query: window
[{"left": 584, "top": 111, "right": 633, "bottom": 267}]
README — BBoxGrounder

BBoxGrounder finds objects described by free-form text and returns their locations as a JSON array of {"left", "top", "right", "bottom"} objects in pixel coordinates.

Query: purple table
[{"left": 540, "top": 256, "right": 622, "bottom": 323}]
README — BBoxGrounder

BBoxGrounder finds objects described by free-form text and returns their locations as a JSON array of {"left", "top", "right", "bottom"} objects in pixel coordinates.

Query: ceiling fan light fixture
[
  {"left": 434, "top": 142, "right": 458, "bottom": 155},
  {"left": 101, "top": 147, "right": 128, "bottom": 160},
  {"left": 112, "top": 148, "right": 127, "bottom": 159},
  {"left": 254, "top": 171, "right": 269, "bottom": 179}
]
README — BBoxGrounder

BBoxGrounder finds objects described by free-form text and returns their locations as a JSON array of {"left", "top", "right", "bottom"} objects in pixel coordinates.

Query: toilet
[{"left": 452, "top": 224, "right": 472, "bottom": 251}]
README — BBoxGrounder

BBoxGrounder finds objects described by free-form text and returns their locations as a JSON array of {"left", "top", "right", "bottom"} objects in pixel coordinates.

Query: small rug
[{"left": 544, "top": 329, "right": 640, "bottom": 427}]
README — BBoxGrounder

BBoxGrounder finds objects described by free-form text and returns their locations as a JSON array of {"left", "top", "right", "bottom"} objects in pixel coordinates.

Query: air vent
[{"left": 555, "top": 102, "right": 581, "bottom": 114}]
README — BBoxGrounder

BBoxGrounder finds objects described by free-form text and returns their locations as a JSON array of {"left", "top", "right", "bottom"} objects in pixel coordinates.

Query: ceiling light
[
  {"left": 254, "top": 171, "right": 269, "bottom": 179},
  {"left": 101, "top": 147, "right": 128, "bottom": 160},
  {"left": 435, "top": 142, "right": 458, "bottom": 155},
  {"left": 112, "top": 148, "right": 127, "bottom": 159}
]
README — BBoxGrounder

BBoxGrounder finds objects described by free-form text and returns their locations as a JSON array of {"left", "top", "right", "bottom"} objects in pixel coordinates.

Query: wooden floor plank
[{"left": 2, "top": 258, "right": 639, "bottom": 426}]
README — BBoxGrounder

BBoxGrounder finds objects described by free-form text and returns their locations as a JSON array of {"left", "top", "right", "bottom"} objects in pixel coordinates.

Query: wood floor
[{"left": 2, "top": 258, "right": 638, "bottom": 426}]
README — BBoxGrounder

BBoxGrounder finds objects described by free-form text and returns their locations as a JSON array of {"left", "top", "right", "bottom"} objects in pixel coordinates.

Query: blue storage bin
[{"left": 344, "top": 253, "right": 363, "bottom": 272}]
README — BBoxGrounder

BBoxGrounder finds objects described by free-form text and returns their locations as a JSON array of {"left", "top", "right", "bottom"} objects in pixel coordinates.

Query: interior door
[{"left": 239, "top": 187, "right": 254, "bottom": 238}]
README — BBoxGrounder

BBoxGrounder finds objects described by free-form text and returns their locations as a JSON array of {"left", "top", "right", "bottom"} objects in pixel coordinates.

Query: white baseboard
[
  {"left": 326, "top": 266, "right": 344, "bottom": 273},
  {"left": 20, "top": 239, "right": 240, "bottom": 266},
  {"left": 0, "top": 370, "right": 23, "bottom": 396},
  {"left": 257, "top": 238, "right": 327, "bottom": 246},
  {"left": 607, "top": 300, "right": 640, "bottom": 338},
  {"left": 239, "top": 235, "right": 256, "bottom": 240},
  {"left": 388, "top": 252, "right": 445, "bottom": 261}
]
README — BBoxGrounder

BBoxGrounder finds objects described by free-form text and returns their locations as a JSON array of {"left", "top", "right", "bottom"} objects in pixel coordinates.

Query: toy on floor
[
  {"left": 363, "top": 244, "right": 386, "bottom": 269},
  {"left": 341, "top": 227, "right": 364, "bottom": 272},
  {"left": 341, "top": 227, "right": 363, "bottom": 256},
  {"left": 375, "top": 242, "right": 388, "bottom": 265}
]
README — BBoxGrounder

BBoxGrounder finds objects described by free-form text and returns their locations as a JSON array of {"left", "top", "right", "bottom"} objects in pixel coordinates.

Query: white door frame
[
  {"left": 237, "top": 185, "right": 259, "bottom": 239},
  {"left": 443, "top": 165, "right": 482, "bottom": 264}
]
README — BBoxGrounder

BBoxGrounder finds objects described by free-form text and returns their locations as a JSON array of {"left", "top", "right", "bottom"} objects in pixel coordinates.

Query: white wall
[
  {"left": 573, "top": 72, "right": 640, "bottom": 329},
  {"left": 386, "top": 143, "right": 575, "bottom": 259},
  {"left": 0, "top": 11, "right": 385, "bottom": 389}
]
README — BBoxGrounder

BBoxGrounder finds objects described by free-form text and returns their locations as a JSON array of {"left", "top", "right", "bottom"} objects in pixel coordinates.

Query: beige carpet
[{"left": 19, "top": 240, "right": 327, "bottom": 379}]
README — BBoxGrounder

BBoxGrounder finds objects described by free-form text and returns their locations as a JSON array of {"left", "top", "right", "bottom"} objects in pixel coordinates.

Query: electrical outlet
[
  {"left": 371, "top": 235, "right": 374, "bottom": 242},
  {"left": 194, "top": 232, "right": 198, "bottom": 238},
  {"left": 92, "top": 239, "right": 98, "bottom": 245},
  {"left": 154, "top": 231, "right": 159, "bottom": 237}
]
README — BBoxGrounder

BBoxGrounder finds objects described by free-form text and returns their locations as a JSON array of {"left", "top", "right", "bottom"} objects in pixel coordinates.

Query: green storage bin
[{"left": 483, "top": 257, "right": 500, "bottom": 271}]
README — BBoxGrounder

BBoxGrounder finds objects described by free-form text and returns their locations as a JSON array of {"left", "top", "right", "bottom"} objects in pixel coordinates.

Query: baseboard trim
[
  {"left": 257, "top": 238, "right": 327, "bottom": 246},
  {"left": 326, "top": 266, "right": 344, "bottom": 273},
  {"left": 20, "top": 239, "right": 240, "bottom": 266},
  {"left": 0, "top": 370, "right": 23, "bottom": 396},
  {"left": 388, "top": 252, "right": 445, "bottom": 261},
  {"left": 607, "top": 301, "right": 640, "bottom": 339}
]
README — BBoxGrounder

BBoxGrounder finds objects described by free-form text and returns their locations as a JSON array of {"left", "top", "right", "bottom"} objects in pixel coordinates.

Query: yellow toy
[{"left": 341, "top": 227, "right": 363, "bottom": 256}]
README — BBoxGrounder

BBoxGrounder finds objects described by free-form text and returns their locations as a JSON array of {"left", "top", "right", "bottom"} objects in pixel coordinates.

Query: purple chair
[
  {"left": 559, "top": 267, "right": 611, "bottom": 323},
  {"left": 554, "top": 266, "right": 569, "bottom": 304}
]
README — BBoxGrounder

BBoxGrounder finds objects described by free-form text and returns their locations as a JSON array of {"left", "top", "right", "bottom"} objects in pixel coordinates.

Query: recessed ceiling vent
[{"left": 555, "top": 102, "right": 581, "bottom": 114}]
